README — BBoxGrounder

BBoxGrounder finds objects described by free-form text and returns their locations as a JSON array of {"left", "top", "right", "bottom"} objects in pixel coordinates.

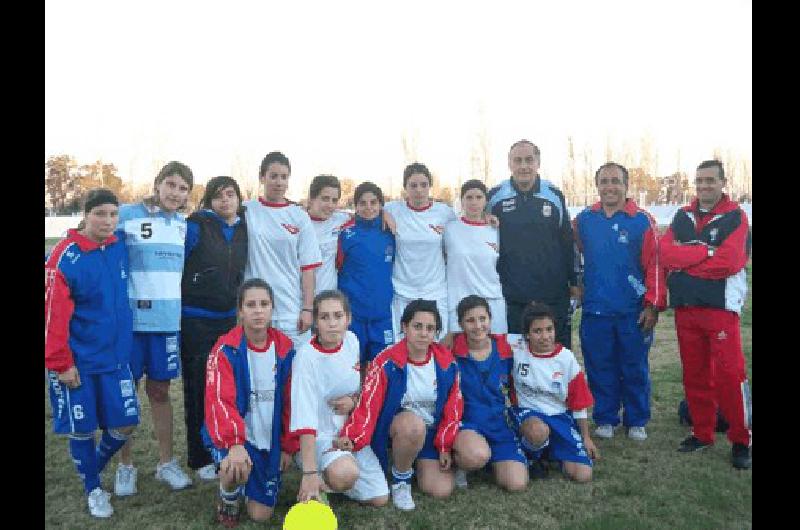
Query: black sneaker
[
  {"left": 677, "top": 435, "right": 712, "bottom": 452},
  {"left": 731, "top": 443, "right": 751, "bottom": 469}
]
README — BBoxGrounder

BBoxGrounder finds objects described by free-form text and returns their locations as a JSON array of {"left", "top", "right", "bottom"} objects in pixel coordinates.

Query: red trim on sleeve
[
  {"left": 205, "top": 344, "right": 246, "bottom": 449},
  {"left": 335, "top": 237, "right": 345, "bottom": 271},
  {"left": 435, "top": 370, "right": 463, "bottom": 453},
  {"left": 640, "top": 211, "right": 667, "bottom": 310},
  {"left": 566, "top": 371, "right": 594, "bottom": 411},
  {"left": 684, "top": 208, "right": 750, "bottom": 279},
  {"left": 44, "top": 241, "right": 77, "bottom": 373},
  {"left": 293, "top": 428, "right": 317, "bottom": 437},
  {"left": 659, "top": 225, "right": 709, "bottom": 271},
  {"left": 300, "top": 262, "right": 323, "bottom": 271},
  {"left": 280, "top": 372, "right": 300, "bottom": 454}
]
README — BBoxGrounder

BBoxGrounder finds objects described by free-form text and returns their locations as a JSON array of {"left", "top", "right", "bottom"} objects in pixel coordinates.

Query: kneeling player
[
  {"left": 509, "top": 302, "right": 599, "bottom": 483},
  {"left": 45, "top": 189, "right": 140, "bottom": 518},
  {"left": 204, "top": 279, "right": 296, "bottom": 527},
  {"left": 292, "top": 290, "right": 389, "bottom": 507},
  {"left": 450, "top": 295, "right": 528, "bottom": 491}
]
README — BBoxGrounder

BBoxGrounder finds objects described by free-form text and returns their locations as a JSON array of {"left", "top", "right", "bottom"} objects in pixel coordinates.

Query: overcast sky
[{"left": 45, "top": 0, "right": 752, "bottom": 199}]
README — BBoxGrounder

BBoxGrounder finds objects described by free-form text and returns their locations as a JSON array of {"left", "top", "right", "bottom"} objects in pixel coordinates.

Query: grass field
[{"left": 44, "top": 254, "right": 752, "bottom": 529}]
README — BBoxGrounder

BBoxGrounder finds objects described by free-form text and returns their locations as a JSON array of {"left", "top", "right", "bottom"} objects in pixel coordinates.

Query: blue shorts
[
  {"left": 48, "top": 366, "right": 140, "bottom": 434},
  {"left": 350, "top": 315, "right": 393, "bottom": 363},
  {"left": 416, "top": 428, "right": 440, "bottom": 461},
  {"left": 510, "top": 408, "right": 592, "bottom": 467},
  {"left": 460, "top": 421, "right": 527, "bottom": 465},
  {"left": 131, "top": 332, "right": 181, "bottom": 381},
  {"left": 209, "top": 441, "right": 281, "bottom": 508}
]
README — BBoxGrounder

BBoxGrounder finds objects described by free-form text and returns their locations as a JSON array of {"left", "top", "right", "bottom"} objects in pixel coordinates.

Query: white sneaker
[
  {"left": 155, "top": 458, "right": 192, "bottom": 490},
  {"left": 87, "top": 487, "right": 113, "bottom": 518},
  {"left": 628, "top": 426, "right": 648, "bottom": 441},
  {"left": 114, "top": 464, "right": 137, "bottom": 496},
  {"left": 594, "top": 425, "right": 615, "bottom": 439},
  {"left": 196, "top": 463, "right": 218, "bottom": 481},
  {"left": 454, "top": 468, "right": 468, "bottom": 489},
  {"left": 391, "top": 482, "right": 415, "bottom": 511}
]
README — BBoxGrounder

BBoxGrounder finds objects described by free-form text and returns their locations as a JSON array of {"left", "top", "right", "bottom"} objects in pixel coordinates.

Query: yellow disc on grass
[{"left": 283, "top": 500, "right": 337, "bottom": 530}]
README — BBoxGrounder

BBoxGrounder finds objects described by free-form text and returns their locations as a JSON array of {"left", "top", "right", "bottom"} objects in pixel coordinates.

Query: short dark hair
[
  {"left": 460, "top": 179, "right": 488, "bottom": 199},
  {"left": 595, "top": 162, "right": 629, "bottom": 187},
  {"left": 697, "top": 159, "right": 725, "bottom": 181},
  {"left": 309, "top": 174, "right": 341, "bottom": 200},
  {"left": 521, "top": 301, "right": 556, "bottom": 337},
  {"left": 237, "top": 278, "right": 274, "bottom": 310},
  {"left": 508, "top": 139, "right": 541, "bottom": 159},
  {"left": 155, "top": 161, "right": 194, "bottom": 189},
  {"left": 401, "top": 299, "right": 442, "bottom": 332},
  {"left": 403, "top": 162, "right": 432, "bottom": 188},
  {"left": 259, "top": 151, "right": 291, "bottom": 178},
  {"left": 83, "top": 187, "right": 119, "bottom": 213},
  {"left": 200, "top": 176, "right": 245, "bottom": 215},
  {"left": 312, "top": 289, "right": 351, "bottom": 322},
  {"left": 354, "top": 181, "right": 385, "bottom": 206},
  {"left": 456, "top": 295, "right": 492, "bottom": 324}
]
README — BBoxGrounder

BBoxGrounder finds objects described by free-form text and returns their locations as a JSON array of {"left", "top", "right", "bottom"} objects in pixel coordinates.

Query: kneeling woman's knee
[
  {"left": 247, "top": 501, "right": 273, "bottom": 522},
  {"left": 117, "top": 426, "right": 136, "bottom": 436},
  {"left": 423, "top": 482, "right": 454, "bottom": 499},
  {"left": 391, "top": 414, "right": 427, "bottom": 445},
  {"left": 568, "top": 465, "right": 592, "bottom": 483},
  {"left": 363, "top": 495, "right": 389, "bottom": 507},
  {"left": 523, "top": 420, "right": 550, "bottom": 445},
  {"left": 325, "top": 459, "right": 359, "bottom": 491}
]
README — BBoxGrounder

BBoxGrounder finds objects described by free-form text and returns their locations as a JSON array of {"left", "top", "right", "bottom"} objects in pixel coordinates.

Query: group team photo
[{"left": 44, "top": 138, "right": 752, "bottom": 528}]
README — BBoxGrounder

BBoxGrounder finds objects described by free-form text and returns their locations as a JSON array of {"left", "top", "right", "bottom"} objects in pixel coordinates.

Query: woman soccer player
[
  {"left": 336, "top": 299, "right": 463, "bottom": 511},
  {"left": 449, "top": 295, "right": 528, "bottom": 491},
  {"left": 181, "top": 176, "right": 248, "bottom": 481},
  {"left": 306, "top": 175, "right": 351, "bottom": 294},
  {"left": 336, "top": 181, "right": 395, "bottom": 371},
  {"left": 243, "top": 152, "right": 322, "bottom": 345},
  {"left": 291, "top": 290, "right": 389, "bottom": 506},
  {"left": 203, "top": 278, "right": 296, "bottom": 527},
  {"left": 509, "top": 302, "right": 600, "bottom": 482},
  {"left": 443, "top": 180, "right": 507, "bottom": 348},
  {"left": 115, "top": 161, "right": 194, "bottom": 495},
  {"left": 45, "top": 189, "right": 139, "bottom": 518}
]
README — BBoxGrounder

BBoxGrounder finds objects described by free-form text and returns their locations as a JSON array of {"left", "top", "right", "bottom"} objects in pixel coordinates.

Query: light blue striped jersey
[{"left": 117, "top": 202, "right": 186, "bottom": 332}]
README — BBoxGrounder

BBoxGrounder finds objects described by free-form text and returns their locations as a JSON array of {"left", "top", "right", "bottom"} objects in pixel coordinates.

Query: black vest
[{"left": 182, "top": 213, "right": 248, "bottom": 312}]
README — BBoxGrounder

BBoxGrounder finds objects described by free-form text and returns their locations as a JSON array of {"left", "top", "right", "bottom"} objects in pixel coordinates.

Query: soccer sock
[
  {"left": 95, "top": 429, "right": 129, "bottom": 473},
  {"left": 69, "top": 433, "right": 100, "bottom": 494},
  {"left": 219, "top": 484, "right": 242, "bottom": 504},
  {"left": 391, "top": 465, "right": 413, "bottom": 485}
]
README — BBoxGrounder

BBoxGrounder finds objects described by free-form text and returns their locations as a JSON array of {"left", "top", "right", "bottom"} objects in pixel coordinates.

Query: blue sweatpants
[
  {"left": 349, "top": 314, "right": 394, "bottom": 364},
  {"left": 579, "top": 312, "right": 652, "bottom": 427}
]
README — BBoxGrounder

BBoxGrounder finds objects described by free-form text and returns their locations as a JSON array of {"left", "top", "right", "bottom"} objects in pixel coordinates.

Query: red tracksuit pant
[{"left": 674, "top": 307, "right": 751, "bottom": 446}]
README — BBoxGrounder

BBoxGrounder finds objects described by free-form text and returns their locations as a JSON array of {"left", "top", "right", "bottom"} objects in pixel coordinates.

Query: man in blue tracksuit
[
  {"left": 336, "top": 181, "right": 395, "bottom": 365},
  {"left": 573, "top": 162, "right": 666, "bottom": 441},
  {"left": 487, "top": 140, "right": 579, "bottom": 347}
]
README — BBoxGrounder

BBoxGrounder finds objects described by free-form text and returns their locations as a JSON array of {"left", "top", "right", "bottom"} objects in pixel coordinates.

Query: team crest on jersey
[
  {"left": 612, "top": 223, "right": 619, "bottom": 232},
  {"left": 717, "top": 331, "right": 727, "bottom": 341},
  {"left": 709, "top": 228, "right": 719, "bottom": 242},
  {"left": 486, "top": 242, "right": 499, "bottom": 253},
  {"left": 618, "top": 229, "right": 629, "bottom": 244},
  {"left": 542, "top": 203, "right": 552, "bottom": 217},
  {"left": 502, "top": 198, "right": 516, "bottom": 212},
  {"left": 343, "top": 227, "right": 356, "bottom": 239},
  {"left": 65, "top": 250, "right": 81, "bottom": 264},
  {"left": 429, "top": 224, "right": 444, "bottom": 235},
  {"left": 552, "top": 371, "right": 563, "bottom": 380},
  {"left": 281, "top": 223, "right": 300, "bottom": 235}
]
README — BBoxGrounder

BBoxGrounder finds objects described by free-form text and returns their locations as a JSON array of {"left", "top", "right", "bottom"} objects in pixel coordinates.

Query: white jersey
[
  {"left": 444, "top": 217, "right": 503, "bottom": 316},
  {"left": 508, "top": 334, "right": 593, "bottom": 417},
  {"left": 311, "top": 210, "right": 351, "bottom": 294},
  {"left": 243, "top": 199, "right": 322, "bottom": 323},
  {"left": 290, "top": 330, "right": 361, "bottom": 440},
  {"left": 401, "top": 353, "right": 438, "bottom": 426},
  {"left": 384, "top": 200, "right": 456, "bottom": 299},
  {"left": 244, "top": 341, "right": 277, "bottom": 450}
]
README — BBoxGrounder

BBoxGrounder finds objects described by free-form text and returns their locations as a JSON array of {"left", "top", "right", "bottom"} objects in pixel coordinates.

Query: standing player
[
  {"left": 337, "top": 182, "right": 396, "bottom": 371},
  {"left": 45, "top": 189, "right": 139, "bottom": 518},
  {"left": 203, "top": 279, "right": 296, "bottom": 526},
  {"left": 443, "top": 180, "right": 507, "bottom": 348},
  {"left": 306, "top": 175, "right": 351, "bottom": 293},
  {"left": 383, "top": 163, "right": 457, "bottom": 341},
  {"left": 336, "top": 300, "right": 463, "bottom": 511},
  {"left": 573, "top": 162, "right": 666, "bottom": 441},
  {"left": 243, "top": 151, "right": 322, "bottom": 345},
  {"left": 181, "top": 176, "right": 248, "bottom": 481},
  {"left": 509, "top": 302, "right": 599, "bottom": 483},
  {"left": 291, "top": 290, "right": 389, "bottom": 507},
  {"left": 449, "top": 295, "right": 528, "bottom": 491},
  {"left": 115, "top": 161, "right": 194, "bottom": 495}
]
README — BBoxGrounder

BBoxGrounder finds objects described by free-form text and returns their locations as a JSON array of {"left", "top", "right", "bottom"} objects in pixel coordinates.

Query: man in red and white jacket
[{"left": 660, "top": 160, "right": 751, "bottom": 469}]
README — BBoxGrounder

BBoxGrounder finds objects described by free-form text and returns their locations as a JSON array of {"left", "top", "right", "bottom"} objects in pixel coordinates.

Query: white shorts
[
  {"left": 299, "top": 437, "right": 389, "bottom": 502},
  {"left": 448, "top": 297, "right": 508, "bottom": 335},
  {"left": 391, "top": 293, "right": 448, "bottom": 343}
]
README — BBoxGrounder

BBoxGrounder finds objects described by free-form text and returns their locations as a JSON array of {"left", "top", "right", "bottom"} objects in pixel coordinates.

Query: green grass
[{"left": 44, "top": 265, "right": 752, "bottom": 529}]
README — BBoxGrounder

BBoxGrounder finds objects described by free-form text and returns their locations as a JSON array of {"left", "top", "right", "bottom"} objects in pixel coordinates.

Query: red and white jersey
[
  {"left": 290, "top": 330, "right": 361, "bottom": 440},
  {"left": 444, "top": 217, "right": 503, "bottom": 305},
  {"left": 243, "top": 199, "right": 322, "bottom": 323},
  {"left": 311, "top": 210, "right": 351, "bottom": 294},
  {"left": 244, "top": 341, "right": 277, "bottom": 450},
  {"left": 384, "top": 200, "right": 456, "bottom": 299},
  {"left": 401, "top": 352, "right": 438, "bottom": 426},
  {"left": 508, "top": 335, "right": 593, "bottom": 417}
]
